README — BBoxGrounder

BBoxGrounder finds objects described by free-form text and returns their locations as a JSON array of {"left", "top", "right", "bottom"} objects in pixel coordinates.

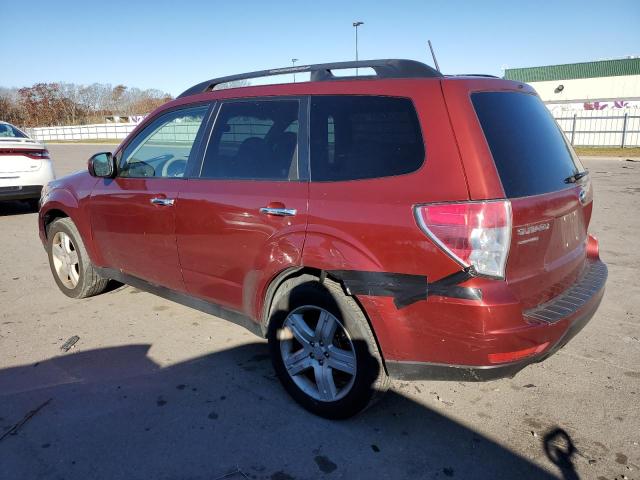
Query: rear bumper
[
  {"left": 372, "top": 249, "right": 608, "bottom": 381},
  {"left": 386, "top": 267, "right": 605, "bottom": 380},
  {"left": 0, "top": 185, "right": 42, "bottom": 200},
  {"left": 0, "top": 160, "right": 55, "bottom": 200}
]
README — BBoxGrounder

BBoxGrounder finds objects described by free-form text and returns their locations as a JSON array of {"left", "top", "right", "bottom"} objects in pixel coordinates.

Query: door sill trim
[{"left": 96, "top": 267, "right": 264, "bottom": 337}]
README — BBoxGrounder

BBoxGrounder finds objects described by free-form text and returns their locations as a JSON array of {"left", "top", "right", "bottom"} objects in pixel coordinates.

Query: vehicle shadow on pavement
[
  {"left": 0, "top": 343, "right": 561, "bottom": 480},
  {"left": 0, "top": 200, "right": 37, "bottom": 217}
]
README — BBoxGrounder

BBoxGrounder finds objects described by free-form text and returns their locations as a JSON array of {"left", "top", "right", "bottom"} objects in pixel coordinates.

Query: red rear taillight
[
  {"left": 414, "top": 200, "right": 512, "bottom": 278},
  {"left": 0, "top": 148, "right": 50, "bottom": 159}
]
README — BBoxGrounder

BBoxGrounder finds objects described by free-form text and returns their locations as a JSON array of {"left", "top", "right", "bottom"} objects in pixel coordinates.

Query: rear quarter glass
[{"left": 471, "top": 92, "right": 584, "bottom": 198}]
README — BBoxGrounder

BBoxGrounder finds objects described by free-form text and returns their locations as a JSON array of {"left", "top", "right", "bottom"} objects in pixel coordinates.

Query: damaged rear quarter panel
[{"left": 301, "top": 82, "right": 480, "bottom": 363}]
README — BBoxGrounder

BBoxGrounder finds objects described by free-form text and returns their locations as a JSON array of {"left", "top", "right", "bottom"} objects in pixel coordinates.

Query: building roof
[{"left": 504, "top": 58, "right": 640, "bottom": 83}]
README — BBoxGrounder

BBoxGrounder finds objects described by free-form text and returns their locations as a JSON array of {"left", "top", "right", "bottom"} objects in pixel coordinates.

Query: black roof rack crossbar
[
  {"left": 449, "top": 74, "right": 501, "bottom": 78},
  {"left": 178, "top": 59, "right": 442, "bottom": 98}
]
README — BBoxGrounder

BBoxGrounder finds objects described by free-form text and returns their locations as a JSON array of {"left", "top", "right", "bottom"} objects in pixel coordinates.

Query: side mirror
[{"left": 88, "top": 152, "right": 116, "bottom": 178}]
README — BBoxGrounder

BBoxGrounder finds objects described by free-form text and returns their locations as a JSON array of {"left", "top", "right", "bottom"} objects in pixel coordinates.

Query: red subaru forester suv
[{"left": 39, "top": 59, "right": 607, "bottom": 418}]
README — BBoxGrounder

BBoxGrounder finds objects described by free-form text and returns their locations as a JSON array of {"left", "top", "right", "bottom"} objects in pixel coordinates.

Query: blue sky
[{"left": 1, "top": 0, "right": 639, "bottom": 96}]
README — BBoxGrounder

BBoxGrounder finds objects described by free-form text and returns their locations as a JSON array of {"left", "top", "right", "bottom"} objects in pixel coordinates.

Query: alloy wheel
[
  {"left": 51, "top": 231, "right": 80, "bottom": 289},
  {"left": 279, "top": 306, "right": 357, "bottom": 402}
]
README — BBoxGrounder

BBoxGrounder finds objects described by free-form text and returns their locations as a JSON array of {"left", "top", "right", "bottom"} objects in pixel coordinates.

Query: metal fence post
[
  {"left": 621, "top": 113, "right": 628, "bottom": 148},
  {"left": 570, "top": 114, "right": 577, "bottom": 145}
]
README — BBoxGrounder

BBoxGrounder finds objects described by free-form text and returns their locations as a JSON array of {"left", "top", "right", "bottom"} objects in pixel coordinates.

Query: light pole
[
  {"left": 291, "top": 58, "right": 299, "bottom": 83},
  {"left": 352, "top": 21, "right": 364, "bottom": 76}
]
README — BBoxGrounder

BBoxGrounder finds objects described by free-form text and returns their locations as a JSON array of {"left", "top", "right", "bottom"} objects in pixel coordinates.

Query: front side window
[
  {"left": 119, "top": 105, "right": 208, "bottom": 178},
  {"left": 310, "top": 96, "right": 425, "bottom": 181},
  {"left": 200, "top": 100, "right": 299, "bottom": 180}
]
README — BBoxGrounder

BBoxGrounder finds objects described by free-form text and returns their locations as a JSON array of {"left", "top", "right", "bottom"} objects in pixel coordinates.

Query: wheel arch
[
  {"left": 260, "top": 266, "right": 389, "bottom": 374},
  {"left": 42, "top": 208, "right": 69, "bottom": 237},
  {"left": 40, "top": 192, "right": 101, "bottom": 267}
]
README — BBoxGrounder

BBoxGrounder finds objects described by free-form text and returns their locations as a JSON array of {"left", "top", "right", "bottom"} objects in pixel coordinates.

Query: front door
[
  {"left": 176, "top": 98, "right": 308, "bottom": 315},
  {"left": 90, "top": 105, "right": 209, "bottom": 291}
]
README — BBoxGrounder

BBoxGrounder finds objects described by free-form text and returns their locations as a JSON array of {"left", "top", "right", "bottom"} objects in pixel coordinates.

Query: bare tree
[{"left": 0, "top": 82, "right": 173, "bottom": 127}]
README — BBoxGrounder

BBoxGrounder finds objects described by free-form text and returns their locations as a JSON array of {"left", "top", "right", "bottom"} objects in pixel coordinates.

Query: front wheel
[
  {"left": 268, "top": 275, "right": 389, "bottom": 419},
  {"left": 46, "top": 218, "right": 109, "bottom": 299}
]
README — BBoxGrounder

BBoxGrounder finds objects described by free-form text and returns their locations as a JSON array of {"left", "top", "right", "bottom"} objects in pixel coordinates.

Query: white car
[{"left": 0, "top": 121, "right": 55, "bottom": 208}]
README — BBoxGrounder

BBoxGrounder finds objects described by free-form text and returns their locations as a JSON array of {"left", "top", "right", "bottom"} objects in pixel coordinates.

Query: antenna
[{"left": 428, "top": 40, "right": 441, "bottom": 72}]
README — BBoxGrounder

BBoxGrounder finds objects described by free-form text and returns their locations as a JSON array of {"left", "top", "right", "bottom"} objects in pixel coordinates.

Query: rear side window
[
  {"left": 200, "top": 100, "right": 299, "bottom": 180},
  {"left": 472, "top": 92, "right": 584, "bottom": 198},
  {"left": 310, "top": 96, "right": 424, "bottom": 181}
]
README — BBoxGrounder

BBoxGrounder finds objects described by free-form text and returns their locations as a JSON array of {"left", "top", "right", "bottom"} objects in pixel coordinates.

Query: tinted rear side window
[
  {"left": 472, "top": 92, "right": 583, "bottom": 198},
  {"left": 310, "top": 96, "right": 424, "bottom": 181},
  {"left": 200, "top": 100, "right": 299, "bottom": 180}
]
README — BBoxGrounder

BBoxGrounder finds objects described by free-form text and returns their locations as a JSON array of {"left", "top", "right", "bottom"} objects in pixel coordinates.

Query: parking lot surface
[{"left": 0, "top": 144, "right": 639, "bottom": 480}]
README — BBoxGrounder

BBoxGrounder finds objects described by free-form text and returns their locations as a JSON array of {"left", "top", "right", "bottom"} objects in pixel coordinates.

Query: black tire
[
  {"left": 46, "top": 217, "right": 109, "bottom": 299},
  {"left": 267, "top": 274, "right": 390, "bottom": 419}
]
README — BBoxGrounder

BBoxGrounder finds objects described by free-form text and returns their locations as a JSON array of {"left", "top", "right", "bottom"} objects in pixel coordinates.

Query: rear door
[
  {"left": 89, "top": 105, "right": 210, "bottom": 291},
  {"left": 470, "top": 90, "right": 591, "bottom": 308},
  {"left": 175, "top": 98, "right": 308, "bottom": 315}
]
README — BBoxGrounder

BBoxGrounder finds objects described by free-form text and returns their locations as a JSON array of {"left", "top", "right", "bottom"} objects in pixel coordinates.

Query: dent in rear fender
[
  {"left": 244, "top": 229, "right": 308, "bottom": 320},
  {"left": 302, "top": 228, "right": 384, "bottom": 271},
  {"left": 302, "top": 229, "right": 482, "bottom": 307}
]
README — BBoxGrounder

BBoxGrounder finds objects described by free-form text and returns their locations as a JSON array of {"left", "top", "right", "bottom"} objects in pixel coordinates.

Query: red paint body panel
[
  {"left": 301, "top": 80, "right": 471, "bottom": 360},
  {"left": 38, "top": 74, "right": 607, "bottom": 375},
  {"left": 39, "top": 171, "right": 99, "bottom": 261},
  {"left": 175, "top": 179, "right": 308, "bottom": 317},
  {"left": 440, "top": 78, "right": 536, "bottom": 200},
  {"left": 507, "top": 186, "right": 592, "bottom": 309},
  {"left": 89, "top": 177, "right": 184, "bottom": 291}
]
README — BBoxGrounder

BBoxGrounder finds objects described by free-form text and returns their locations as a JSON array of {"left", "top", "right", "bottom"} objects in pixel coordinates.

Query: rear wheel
[
  {"left": 46, "top": 218, "right": 109, "bottom": 298},
  {"left": 268, "top": 275, "right": 389, "bottom": 419}
]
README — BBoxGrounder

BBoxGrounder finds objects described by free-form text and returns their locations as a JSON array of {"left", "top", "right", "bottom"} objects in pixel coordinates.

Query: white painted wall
[{"left": 530, "top": 75, "right": 640, "bottom": 103}]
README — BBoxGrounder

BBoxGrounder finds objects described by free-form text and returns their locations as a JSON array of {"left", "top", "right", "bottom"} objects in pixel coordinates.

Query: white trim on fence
[
  {"left": 25, "top": 123, "right": 137, "bottom": 142},
  {"left": 23, "top": 109, "right": 640, "bottom": 147}
]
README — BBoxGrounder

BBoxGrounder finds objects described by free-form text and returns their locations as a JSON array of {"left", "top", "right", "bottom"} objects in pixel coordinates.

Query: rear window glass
[
  {"left": 472, "top": 92, "right": 584, "bottom": 198},
  {"left": 310, "top": 96, "right": 424, "bottom": 181},
  {"left": 0, "top": 123, "right": 27, "bottom": 138}
]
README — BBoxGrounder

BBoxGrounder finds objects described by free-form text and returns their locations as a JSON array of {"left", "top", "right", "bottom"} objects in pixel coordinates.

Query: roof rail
[
  {"left": 448, "top": 74, "right": 501, "bottom": 78},
  {"left": 177, "top": 59, "right": 442, "bottom": 98}
]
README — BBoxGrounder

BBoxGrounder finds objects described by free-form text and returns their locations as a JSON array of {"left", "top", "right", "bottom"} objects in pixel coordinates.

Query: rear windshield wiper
[{"left": 564, "top": 170, "right": 589, "bottom": 184}]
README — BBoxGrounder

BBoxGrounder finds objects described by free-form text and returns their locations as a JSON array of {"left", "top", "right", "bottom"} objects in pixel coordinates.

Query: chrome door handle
[
  {"left": 150, "top": 197, "right": 175, "bottom": 206},
  {"left": 259, "top": 207, "right": 297, "bottom": 216}
]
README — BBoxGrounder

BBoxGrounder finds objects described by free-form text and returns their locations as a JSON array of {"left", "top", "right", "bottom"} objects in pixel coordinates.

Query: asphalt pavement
[{"left": 0, "top": 144, "right": 638, "bottom": 479}]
